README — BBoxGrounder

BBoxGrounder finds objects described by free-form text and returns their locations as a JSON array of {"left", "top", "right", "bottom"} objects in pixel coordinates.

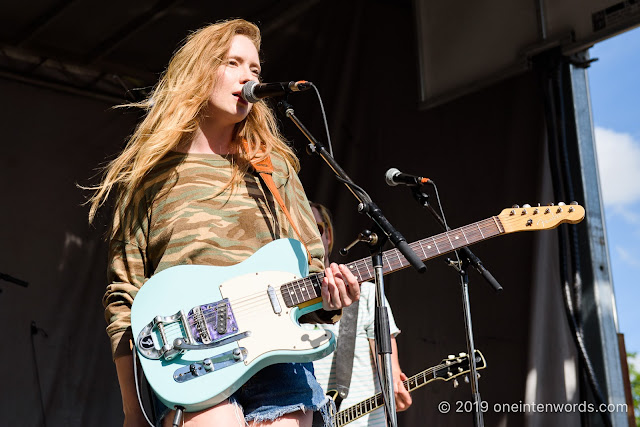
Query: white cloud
[
  {"left": 615, "top": 245, "right": 640, "bottom": 269},
  {"left": 594, "top": 127, "right": 640, "bottom": 206}
]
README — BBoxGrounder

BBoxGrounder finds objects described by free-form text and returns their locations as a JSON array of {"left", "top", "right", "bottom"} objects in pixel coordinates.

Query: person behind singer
[
  {"left": 308, "top": 202, "right": 412, "bottom": 426},
  {"left": 87, "top": 19, "right": 360, "bottom": 427}
]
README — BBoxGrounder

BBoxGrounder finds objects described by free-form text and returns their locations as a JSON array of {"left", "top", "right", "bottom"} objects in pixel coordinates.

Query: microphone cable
[{"left": 309, "top": 82, "right": 334, "bottom": 158}]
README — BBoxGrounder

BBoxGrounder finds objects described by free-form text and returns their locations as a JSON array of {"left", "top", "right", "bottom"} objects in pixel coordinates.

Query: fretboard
[{"left": 281, "top": 215, "right": 504, "bottom": 308}]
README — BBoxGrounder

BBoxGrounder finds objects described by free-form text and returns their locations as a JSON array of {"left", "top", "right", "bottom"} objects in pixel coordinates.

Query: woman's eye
[
  {"left": 252, "top": 69, "right": 261, "bottom": 77},
  {"left": 227, "top": 59, "right": 238, "bottom": 66}
]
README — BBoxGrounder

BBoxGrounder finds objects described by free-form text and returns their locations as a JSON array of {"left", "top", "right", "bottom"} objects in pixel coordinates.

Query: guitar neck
[
  {"left": 280, "top": 216, "right": 504, "bottom": 307},
  {"left": 335, "top": 364, "right": 444, "bottom": 426},
  {"left": 345, "top": 216, "right": 503, "bottom": 284}
]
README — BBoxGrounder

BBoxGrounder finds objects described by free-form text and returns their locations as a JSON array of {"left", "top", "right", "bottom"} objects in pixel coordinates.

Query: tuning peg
[
  {"left": 522, "top": 204, "right": 531, "bottom": 208},
  {"left": 570, "top": 201, "right": 578, "bottom": 205},
  {"left": 544, "top": 207, "right": 551, "bottom": 214},
  {"left": 464, "top": 375, "right": 470, "bottom": 383},
  {"left": 558, "top": 202, "right": 566, "bottom": 206},
  {"left": 448, "top": 354, "right": 455, "bottom": 359},
  {"left": 476, "top": 372, "right": 481, "bottom": 379},
  {"left": 453, "top": 379, "right": 459, "bottom": 388},
  {"left": 512, "top": 204, "right": 520, "bottom": 208},
  {"left": 533, "top": 208, "right": 539, "bottom": 214},
  {"left": 459, "top": 352, "right": 466, "bottom": 357},
  {"left": 549, "top": 202, "right": 555, "bottom": 206}
]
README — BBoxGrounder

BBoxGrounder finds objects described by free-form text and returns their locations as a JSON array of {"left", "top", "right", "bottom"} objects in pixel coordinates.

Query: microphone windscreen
[
  {"left": 241, "top": 81, "right": 259, "bottom": 103},
  {"left": 384, "top": 168, "right": 401, "bottom": 186}
]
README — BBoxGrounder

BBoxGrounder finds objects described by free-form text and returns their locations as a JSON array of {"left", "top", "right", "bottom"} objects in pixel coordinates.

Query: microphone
[
  {"left": 385, "top": 168, "right": 430, "bottom": 187},
  {"left": 241, "top": 80, "right": 312, "bottom": 103}
]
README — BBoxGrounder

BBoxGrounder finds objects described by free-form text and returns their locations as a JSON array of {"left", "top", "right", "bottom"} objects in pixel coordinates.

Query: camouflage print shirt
[{"left": 104, "top": 151, "right": 329, "bottom": 359}]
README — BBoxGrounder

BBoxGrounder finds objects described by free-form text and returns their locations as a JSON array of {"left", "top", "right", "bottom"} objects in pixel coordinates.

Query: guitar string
[
  {"left": 172, "top": 208, "right": 571, "bottom": 321},
  {"left": 192, "top": 219, "right": 503, "bottom": 332},
  {"left": 192, "top": 217, "right": 504, "bottom": 325},
  {"left": 172, "top": 210, "right": 571, "bottom": 333}
]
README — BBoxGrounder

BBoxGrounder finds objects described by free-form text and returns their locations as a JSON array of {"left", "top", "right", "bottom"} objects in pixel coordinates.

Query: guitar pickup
[
  {"left": 136, "top": 298, "right": 239, "bottom": 361},
  {"left": 189, "top": 299, "right": 238, "bottom": 345}
]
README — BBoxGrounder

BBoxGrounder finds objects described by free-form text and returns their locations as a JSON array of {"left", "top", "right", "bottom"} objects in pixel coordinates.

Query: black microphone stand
[
  {"left": 410, "top": 185, "right": 502, "bottom": 427},
  {"left": 340, "top": 226, "right": 399, "bottom": 427},
  {"left": 278, "top": 99, "right": 426, "bottom": 427}
]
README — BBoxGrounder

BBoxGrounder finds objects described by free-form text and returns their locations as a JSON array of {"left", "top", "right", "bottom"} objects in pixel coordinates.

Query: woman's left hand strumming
[{"left": 321, "top": 262, "right": 360, "bottom": 310}]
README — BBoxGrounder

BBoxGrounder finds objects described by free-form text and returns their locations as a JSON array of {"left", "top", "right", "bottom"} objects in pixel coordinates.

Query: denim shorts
[{"left": 153, "top": 362, "right": 334, "bottom": 426}]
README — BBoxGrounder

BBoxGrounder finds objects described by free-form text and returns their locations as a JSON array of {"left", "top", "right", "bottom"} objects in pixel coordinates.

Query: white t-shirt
[{"left": 305, "top": 282, "right": 401, "bottom": 426}]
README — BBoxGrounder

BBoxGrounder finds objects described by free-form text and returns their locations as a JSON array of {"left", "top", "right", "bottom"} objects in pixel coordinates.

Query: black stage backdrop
[{"left": 0, "top": 1, "right": 582, "bottom": 425}]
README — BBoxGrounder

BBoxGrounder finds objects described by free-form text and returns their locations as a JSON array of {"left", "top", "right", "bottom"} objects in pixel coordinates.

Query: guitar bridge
[{"left": 136, "top": 298, "right": 240, "bottom": 360}]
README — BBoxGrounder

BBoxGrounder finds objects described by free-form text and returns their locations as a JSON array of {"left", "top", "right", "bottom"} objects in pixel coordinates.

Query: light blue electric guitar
[{"left": 131, "top": 203, "right": 584, "bottom": 412}]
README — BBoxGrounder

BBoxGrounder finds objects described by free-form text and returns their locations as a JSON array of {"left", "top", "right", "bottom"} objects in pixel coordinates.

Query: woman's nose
[{"left": 240, "top": 67, "right": 257, "bottom": 83}]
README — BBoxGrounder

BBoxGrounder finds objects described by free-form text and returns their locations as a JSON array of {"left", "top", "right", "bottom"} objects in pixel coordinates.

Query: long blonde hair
[{"left": 87, "top": 18, "right": 299, "bottom": 223}]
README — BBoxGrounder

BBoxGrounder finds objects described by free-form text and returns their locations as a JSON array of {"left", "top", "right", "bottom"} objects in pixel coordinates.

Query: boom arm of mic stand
[
  {"left": 278, "top": 100, "right": 426, "bottom": 274},
  {"left": 411, "top": 187, "right": 502, "bottom": 291},
  {"left": 459, "top": 246, "right": 502, "bottom": 292}
]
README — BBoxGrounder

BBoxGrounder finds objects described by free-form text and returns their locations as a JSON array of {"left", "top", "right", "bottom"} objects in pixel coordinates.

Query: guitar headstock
[
  {"left": 434, "top": 350, "right": 486, "bottom": 383},
  {"left": 498, "top": 202, "right": 585, "bottom": 234}
]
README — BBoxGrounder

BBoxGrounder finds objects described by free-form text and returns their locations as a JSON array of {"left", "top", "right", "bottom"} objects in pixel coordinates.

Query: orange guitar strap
[{"left": 247, "top": 145, "right": 313, "bottom": 264}]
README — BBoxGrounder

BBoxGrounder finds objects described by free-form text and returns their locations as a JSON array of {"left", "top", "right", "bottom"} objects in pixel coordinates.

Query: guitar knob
[
  {"left": 203, "top": 358, "right": 213, "bottom": 371},
  {"left": 233, "top": 348, "right": 243, "bottom": 360},
  {"left": 189, "top": 364, "right": 200, "bottom": 376}
]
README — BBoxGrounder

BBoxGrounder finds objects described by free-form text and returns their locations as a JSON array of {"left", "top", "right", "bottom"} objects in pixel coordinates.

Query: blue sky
[{"left": 589, "top": 27, "right": 640, "bottom": 363}]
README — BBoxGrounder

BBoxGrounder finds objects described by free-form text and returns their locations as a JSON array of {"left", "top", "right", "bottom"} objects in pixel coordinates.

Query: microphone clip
[{"left": 339, "top": 229, "right": 379, "bottom": 256}]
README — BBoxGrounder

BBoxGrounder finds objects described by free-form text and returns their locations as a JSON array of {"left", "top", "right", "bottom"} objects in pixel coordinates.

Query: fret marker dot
[
  {"left": 455, "top": 236, "right": 459, "bottom": 239},
  {"left": 427, "top": 246, "right": 432, "bottom": 249}
]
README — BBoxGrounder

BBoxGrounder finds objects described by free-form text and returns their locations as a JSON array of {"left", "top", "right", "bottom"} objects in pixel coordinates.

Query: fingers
[
  {"left": 321, "top": 263, "right": 360, "bottom": 311},
  {"left": 340, "top": 264, "right": 360, "bottom": 301},
  {"left": 321, "top": 265, "right": 341, "bottom": 310},
  {"left": 395, "top": 373, "right": 413, "bottom": 411}
]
